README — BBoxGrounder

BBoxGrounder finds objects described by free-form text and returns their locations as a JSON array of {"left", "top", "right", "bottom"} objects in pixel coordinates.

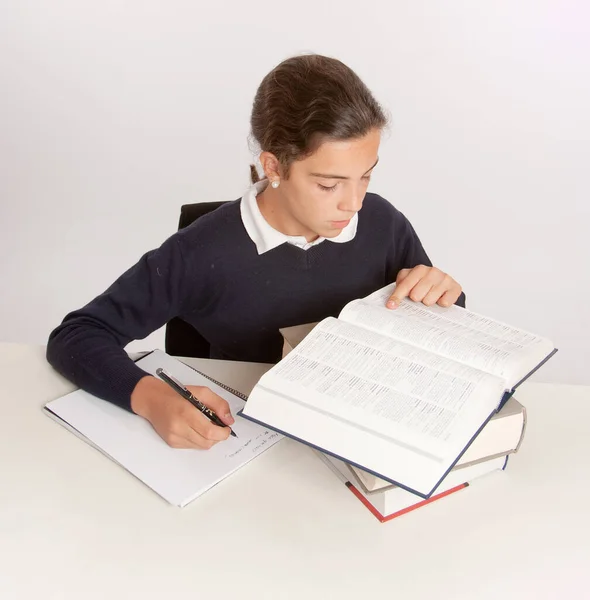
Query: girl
[{"left": 47, "top": 54, "right": 463, "bottom": 449}]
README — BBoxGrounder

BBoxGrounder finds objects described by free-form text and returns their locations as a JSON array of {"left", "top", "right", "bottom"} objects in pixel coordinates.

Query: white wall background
[{"left": 1, "top": 1, "right": 588, "bottom": 384}]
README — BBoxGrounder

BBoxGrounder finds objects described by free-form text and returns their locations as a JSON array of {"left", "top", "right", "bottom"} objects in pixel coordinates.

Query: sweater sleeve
[
  {"left": 387, "top": 207, "right": 466, "bottom": 308},
  {"left": 46, "top": 233, "right": 193, "bottom": 411}
]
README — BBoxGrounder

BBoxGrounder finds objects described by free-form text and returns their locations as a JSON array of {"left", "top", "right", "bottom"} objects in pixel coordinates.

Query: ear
[{"left": 259, "top": 152, "right": 282, "bottom": 181}]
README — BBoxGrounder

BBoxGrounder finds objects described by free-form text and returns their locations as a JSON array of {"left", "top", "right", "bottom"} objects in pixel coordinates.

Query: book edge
[{"left": 238, "top": 406, "right": 498, "bottom": 499}]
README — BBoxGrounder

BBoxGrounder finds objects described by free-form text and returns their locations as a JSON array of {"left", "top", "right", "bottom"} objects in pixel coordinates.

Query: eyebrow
[{"left": 309, "top": 157, "right": 380, "bottom": 180}]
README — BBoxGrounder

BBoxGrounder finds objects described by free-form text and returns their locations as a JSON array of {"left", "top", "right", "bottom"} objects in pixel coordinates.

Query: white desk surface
[{"left": 0, "top": 343, "right": 589, "bottom": 600}]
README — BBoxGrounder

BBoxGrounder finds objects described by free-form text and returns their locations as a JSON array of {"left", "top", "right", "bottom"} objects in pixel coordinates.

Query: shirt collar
[{"left": 240, "top": 180, "right": 358, "bottom": 255}]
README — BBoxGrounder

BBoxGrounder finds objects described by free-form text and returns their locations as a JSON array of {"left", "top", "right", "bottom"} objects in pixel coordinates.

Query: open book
[
  {"left": 240, "top": 283, "right": 556, "bottom": 498},
  {"left": 350, "top": 395, "right": 526, "bottom": 493}
]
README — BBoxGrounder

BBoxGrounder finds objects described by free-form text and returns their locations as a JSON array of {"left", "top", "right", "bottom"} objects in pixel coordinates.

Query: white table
[{"left": 0, "top": 343, "right": 589, "bottom": 600}]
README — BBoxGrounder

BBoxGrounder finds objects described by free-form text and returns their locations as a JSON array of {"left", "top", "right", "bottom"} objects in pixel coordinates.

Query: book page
[
  {"left": 260, "top": 318, "right": 504, "bottom": 459},
  {"left": 338, "top": 283, "right": 554, "bottom": 388}
]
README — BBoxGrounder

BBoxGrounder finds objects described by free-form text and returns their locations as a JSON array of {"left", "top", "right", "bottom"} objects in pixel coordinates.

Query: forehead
[{"left": 295, "top": 129, "right": 381, "bottom": 175}]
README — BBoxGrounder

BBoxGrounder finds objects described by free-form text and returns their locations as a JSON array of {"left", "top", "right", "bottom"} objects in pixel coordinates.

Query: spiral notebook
[
  {"left": 44, "top": 349, "right": 283, "bottom": 507},
  {"left": 167, "top": 354, "right": 248, "bottom": 401}
]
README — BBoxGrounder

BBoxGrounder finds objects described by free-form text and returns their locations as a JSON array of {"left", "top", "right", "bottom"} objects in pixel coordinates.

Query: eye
[
  {"left": 362, "top": 175, "right": 371, "bottom": 183},
  {"left": 318, "top": 183, "right": 339, "bottom": 192}
]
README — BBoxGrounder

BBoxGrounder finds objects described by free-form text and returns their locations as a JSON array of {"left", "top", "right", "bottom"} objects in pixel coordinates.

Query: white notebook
[{"left": 44, "top": 349, "right": 283, "bottom": 507}]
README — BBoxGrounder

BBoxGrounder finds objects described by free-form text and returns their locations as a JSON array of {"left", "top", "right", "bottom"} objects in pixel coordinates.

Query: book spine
[{"left": 514, "top": 403, "right": 527, "bottom": 453}]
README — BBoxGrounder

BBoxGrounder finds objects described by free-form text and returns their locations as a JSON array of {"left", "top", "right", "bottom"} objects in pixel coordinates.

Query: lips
[{"left": 331, "top": 219, "right": 351, "bottom": 228}]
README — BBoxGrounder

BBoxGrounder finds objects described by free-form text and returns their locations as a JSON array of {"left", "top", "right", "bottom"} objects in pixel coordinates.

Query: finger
[
  {"left": 189, "top": 386, "right": 235, "bottom": 425},
  {"left": 401, "top": 268, "right": 447, "bottom": 304},
  {"left": 387, "top": 265, "right": 429, "bottom": 308},
  {"left": 407, "top": 278, "right": 437, "bottom": 304},
  {"left": 422, "top": 282, "right": 450, "bottom": 306},
  {"left": 183, "top": 404, "right": 231, "bottom": 442},
  {"left": 395, "top": 268, "right": 412, "bottom": 285},
  {"left": 164, "top": 426, "right": 218, "bottom": 450},
  {"left": 437, "top": 286, "right": 462, "bottom": 308}
]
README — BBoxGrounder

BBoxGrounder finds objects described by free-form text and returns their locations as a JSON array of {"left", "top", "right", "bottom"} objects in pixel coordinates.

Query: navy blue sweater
[{"left": 47, "top": 193, "right": 458, "bottom": 411}]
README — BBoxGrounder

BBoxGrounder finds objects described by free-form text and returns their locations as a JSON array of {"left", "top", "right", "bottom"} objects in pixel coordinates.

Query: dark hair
[{"left": 249, "top": 54, "right": 387, "bottom": 183}]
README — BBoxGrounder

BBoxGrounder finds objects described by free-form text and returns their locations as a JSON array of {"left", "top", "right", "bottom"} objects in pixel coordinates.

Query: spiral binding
[
  {"left": 184, "top": 363, "right": 248, "bottom": 401},
  {"left": 133, "top": 350, "right": 249, "bottom": 401}
]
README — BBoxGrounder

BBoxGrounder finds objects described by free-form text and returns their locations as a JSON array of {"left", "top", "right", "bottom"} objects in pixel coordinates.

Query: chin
[{"left": 322, "top": 229, "right": 342, "bottom": 238}]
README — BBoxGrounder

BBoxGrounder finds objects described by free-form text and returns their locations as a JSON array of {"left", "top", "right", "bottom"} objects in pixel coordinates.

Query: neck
[{"left": 256, "top": 185, "right": 319, "bottom": 242}]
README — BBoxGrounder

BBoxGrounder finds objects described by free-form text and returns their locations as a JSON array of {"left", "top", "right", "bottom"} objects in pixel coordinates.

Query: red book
[{"left": 317, "top": 452, "right": 508, "bottom": 522}]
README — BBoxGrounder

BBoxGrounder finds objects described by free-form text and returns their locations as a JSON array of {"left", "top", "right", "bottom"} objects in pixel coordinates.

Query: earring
[{"left": 271, "top": 180, "right": 280, "bottom": 189}]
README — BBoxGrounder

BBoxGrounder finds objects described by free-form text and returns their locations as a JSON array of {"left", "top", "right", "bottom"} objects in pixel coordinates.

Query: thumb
[{"left": 188, "top": 386, "right": 235, "bottom": 425}]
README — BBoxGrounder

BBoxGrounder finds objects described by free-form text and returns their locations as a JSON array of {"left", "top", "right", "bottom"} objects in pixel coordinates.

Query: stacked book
[
  {"left": 316, "top": 395, "right": 525, "bottom": 522},
  {"left": 240, "top": 284, "right": 555, "bottom": 523}
]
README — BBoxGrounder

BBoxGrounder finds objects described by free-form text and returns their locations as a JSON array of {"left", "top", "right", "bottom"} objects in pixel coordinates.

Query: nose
[{"left": 338, "top": 189, "right": 363, "bottom": 214}]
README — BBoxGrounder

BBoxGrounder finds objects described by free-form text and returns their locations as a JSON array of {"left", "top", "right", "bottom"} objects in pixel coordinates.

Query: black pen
[{"left": 155, "top": 368, "right": 237, "bottom": 438}]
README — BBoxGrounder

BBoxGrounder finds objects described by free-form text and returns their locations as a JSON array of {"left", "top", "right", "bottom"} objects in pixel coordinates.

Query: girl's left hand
[{"left": 386, "top": 265, "right": 462, "bottom": 309}]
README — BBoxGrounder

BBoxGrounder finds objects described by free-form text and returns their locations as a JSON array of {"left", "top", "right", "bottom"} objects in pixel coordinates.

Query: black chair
[{"left": 164, "top": 201, "right": 227, "bottom": 358}]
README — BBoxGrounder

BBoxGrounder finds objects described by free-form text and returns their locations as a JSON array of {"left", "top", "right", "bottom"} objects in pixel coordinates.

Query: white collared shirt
[{"left": 239, "top": 180, "right": 358, "bottom": 255}]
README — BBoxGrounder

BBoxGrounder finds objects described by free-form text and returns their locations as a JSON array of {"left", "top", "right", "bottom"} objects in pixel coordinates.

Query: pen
[{"left": 155, "top": 368, "right": 237, "bottom": 438}]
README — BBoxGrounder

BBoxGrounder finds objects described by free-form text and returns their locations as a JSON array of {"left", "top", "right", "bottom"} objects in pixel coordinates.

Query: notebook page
[
  {"left": 339, "top": 283, "right": 554, "bottom": 388},
  {"left": 44, "top": 350, "right": 282, "bottom": 507}
]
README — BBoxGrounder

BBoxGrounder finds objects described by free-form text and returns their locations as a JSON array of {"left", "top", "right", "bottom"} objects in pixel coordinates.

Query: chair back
[{"left": 164, "top": 201, "right": 227, "bottom": 357}]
